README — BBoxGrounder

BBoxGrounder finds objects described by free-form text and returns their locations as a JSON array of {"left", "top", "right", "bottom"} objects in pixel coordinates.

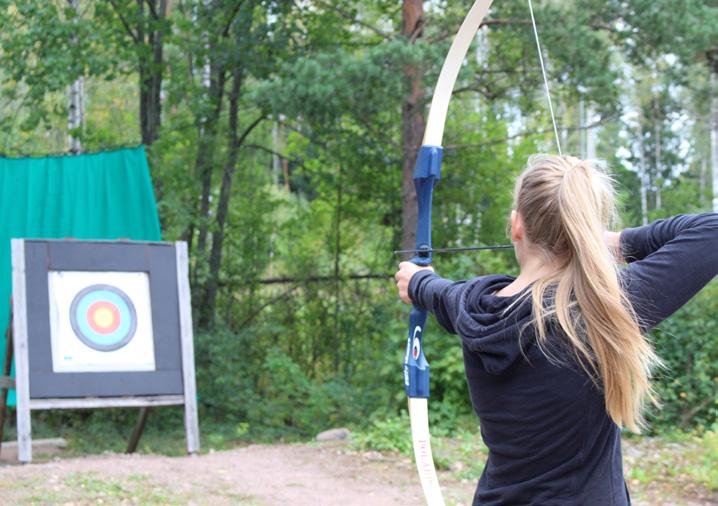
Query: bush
[
  {"left": 352, "top": 412, "right": 413, "bottom": 454},
  {"left": 649, "top": 283, "right": 718, "bottom": 431}
]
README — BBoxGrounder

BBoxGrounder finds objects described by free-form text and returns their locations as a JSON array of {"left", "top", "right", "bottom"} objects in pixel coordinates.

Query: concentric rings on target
[{"left": 69, "top": 284, "right": 138, "bottom": 352}]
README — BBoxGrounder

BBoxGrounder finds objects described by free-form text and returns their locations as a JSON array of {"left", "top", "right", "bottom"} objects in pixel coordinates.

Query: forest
[{"left": 0, "top": 1, "right": 716, "bottom": 502}]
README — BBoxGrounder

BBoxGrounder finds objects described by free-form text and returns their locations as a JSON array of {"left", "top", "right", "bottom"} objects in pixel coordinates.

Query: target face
[
  {"left": 69, "top": 285, "right": 138, "bottom": 352},
  {"left": 48, "top": 271, "right": 156, "bottom": 373}
]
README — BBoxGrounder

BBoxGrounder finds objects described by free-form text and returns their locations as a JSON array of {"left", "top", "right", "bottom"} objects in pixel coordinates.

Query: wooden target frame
[{"left": 7, "top": 239, "right": 199, "bottom": 462}]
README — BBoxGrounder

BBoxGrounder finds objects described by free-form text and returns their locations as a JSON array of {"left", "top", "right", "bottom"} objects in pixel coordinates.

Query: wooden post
[
  {"left": 0, "top": 315, "right": 15, "bottom": 454},
  {"left": 11, "top": 239, "right": 32, "bottom": 463},
  {"left": 126, "top": 407, "right": 151, "bottom": 453},
  {"left": 176, "top": 242, "right": 200, "bottom": 454}
]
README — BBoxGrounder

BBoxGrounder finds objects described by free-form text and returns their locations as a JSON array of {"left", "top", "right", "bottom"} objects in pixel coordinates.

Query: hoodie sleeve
[
  {"left": 408, "top": 270, "right": 466, "bottom": 334},
  {"left": 620, "top": 213, "right": 718, "bottom": 330}
]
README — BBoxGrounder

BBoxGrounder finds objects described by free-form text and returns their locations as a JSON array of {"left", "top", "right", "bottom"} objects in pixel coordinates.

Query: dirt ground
[
  {"left": 1, "top": 442, "right": 423, "bottom": 505},
  {"left": 0, "top": 440, "right": 715, "bottom": 505}
]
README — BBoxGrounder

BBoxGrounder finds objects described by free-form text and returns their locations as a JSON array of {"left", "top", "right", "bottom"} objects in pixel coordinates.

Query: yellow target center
[{"left": 93, "top": 307, "right": 116, "bottom": 329}]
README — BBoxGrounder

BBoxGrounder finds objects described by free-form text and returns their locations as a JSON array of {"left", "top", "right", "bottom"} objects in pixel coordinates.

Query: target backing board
[
  {"left": 48, "top": 271, "right": 155, "bottom": 373},
  {"left": 15, "top": 240, "right": 186, "bottom": 398},
  {"left": 10, "top": 239, "right": 199, "bottom": 463}
]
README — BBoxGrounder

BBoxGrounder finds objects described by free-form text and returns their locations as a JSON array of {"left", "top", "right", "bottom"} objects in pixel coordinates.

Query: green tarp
[{"left": 0, "top": 146, "right": 162, "bottom": 405}]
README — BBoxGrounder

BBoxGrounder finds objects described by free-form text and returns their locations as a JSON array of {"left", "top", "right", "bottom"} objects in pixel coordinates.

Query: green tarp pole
[{"left": 0, "top": 145, "right": 162, "bottom": 406}]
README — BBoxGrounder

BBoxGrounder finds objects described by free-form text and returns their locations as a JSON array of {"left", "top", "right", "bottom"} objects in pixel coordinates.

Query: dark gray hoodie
[{"left": 408, "top": 213, "right": 718, "bottom": 506}]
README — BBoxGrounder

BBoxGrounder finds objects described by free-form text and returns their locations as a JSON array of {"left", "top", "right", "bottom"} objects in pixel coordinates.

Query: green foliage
[
  {"left": 0, "top": 1, "right": 124, "bottom": 145},
  {"left": 697, "top": 427, "right": 718, "bottom": 490},
  {"left": 352, "top": 412, "right": 413, "bottom": 454},
  {"left": 196, "top": 328, "right": 373, "bottom": 439},
  {"left": 649, "top": 283, "right": 718, "bottom": 430},
  {"left": 248, "top": 350, "right": 357, "bottom": 438}
]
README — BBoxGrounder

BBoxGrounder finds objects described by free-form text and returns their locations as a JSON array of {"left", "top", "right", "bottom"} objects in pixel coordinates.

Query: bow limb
[
  {"left": 403, "top": 1, "right": 495, "bottom": 505},
  {"left": 424, "top": 0, "right": 496, "bottom": 147}
]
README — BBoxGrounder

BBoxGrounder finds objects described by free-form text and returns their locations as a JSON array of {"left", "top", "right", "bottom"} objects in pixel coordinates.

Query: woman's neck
[{"left": 496, "top": 245, "right": 564, "bottom": 297}]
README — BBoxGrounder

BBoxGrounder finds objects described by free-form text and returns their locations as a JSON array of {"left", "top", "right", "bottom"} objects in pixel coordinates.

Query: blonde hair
[{"left": 514, "top": 154, "right": 660, "bottom": 432}]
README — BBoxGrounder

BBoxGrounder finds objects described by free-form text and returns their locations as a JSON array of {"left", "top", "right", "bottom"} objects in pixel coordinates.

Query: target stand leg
[
  {"left": 0, "top": 317, "right": 14, "bottom": 457},
  {"left": 126, "top": 407, "right": 151, "bottom": 454}
]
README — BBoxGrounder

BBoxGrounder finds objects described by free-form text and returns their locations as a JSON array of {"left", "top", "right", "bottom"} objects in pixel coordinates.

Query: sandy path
[
  {"left": 0, "top": 441, "right": 714, "bottom": 505},
  {"left": 0, "top": 443, "right": 428, "bottom": 505}
]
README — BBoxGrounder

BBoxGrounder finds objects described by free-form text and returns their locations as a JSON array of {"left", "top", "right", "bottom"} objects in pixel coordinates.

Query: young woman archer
[{"left": 394, "top": 154, "right": 718, "bottom": 506}]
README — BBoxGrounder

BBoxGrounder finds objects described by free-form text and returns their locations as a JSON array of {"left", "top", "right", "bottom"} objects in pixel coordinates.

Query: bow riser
[{"left": 404, "top": 145, "right": 443, "bottom": 399}]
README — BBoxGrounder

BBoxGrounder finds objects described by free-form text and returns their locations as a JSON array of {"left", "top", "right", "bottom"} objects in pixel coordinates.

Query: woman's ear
[{"left": 510, "top": 210, "right": 523, "bottom": 242}]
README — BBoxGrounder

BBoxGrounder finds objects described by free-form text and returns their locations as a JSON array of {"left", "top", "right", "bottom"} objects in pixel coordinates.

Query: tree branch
[
  {"left": 238, "top": 286, "right": 298, "bottom": 327},
  {"left": 237, "top": 115, "right": 265, "bottom": 148},
  {"left": 109, "top": 0, "right": 140, "bottom": 43},
  {"left": 145, "top": 0, "right": 159, "bottom": 19},
  {"left": 244, "top": 143, "right": 309, "bottom": 171},
  {"left": 221, "top": 0, "right": 246, "bottom": 38}
]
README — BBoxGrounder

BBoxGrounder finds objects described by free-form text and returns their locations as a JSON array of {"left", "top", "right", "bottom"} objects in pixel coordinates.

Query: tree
[
  {"left": 102, "top": 0, "right": 171, "bottom": 146},
  {"left": 400, "top": 0, "right": 425, "bottom": 253}
]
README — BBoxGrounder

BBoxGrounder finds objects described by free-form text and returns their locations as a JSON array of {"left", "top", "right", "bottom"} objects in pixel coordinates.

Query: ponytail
[{"left": 515, "top": 155, "right": 660, "bottom": 432}]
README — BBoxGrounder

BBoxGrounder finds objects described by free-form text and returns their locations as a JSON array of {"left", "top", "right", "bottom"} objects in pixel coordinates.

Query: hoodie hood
[{"left": 455, "top": 274, "right": 535, "bottom": 374}]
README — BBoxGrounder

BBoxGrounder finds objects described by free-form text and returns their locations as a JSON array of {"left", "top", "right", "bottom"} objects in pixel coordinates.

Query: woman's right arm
[{"left": 618, "top": 213, "right": 718, "bottom": 330}]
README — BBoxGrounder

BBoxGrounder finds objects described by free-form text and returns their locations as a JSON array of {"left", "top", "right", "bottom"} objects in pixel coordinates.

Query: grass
[
  {"left": 1, "top": 468, "right": 259, "bottom": 505},
  {"left": 63, "top": 472, "right": 179, "bottom": 504},
  {"left": 352, "top": 414, "right": 717, "bottom": 502},
  {"left": 5, "top": 471, "right": 184, "bottom": 505},
  {"left": 433, "top": 430, "right": 488, "bottom": 480},
  {"left": 625, "top": 427, "right": 718, "bottom": 493},
  {"left": 1, "top": 408, "right": 254, "bottom": 458}
]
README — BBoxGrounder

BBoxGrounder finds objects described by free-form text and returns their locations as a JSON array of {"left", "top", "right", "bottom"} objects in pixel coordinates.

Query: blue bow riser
[{"left": 403, "top": 145, "right": 443, "bottom": 398}]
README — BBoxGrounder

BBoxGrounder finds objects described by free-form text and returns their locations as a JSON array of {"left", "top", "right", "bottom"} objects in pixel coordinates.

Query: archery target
[
  {"left": 48, "top": 271, "right": 156, "bottom": 373},
  {"left": 70, "top": 285, "right": 137, "bottom": 352}
]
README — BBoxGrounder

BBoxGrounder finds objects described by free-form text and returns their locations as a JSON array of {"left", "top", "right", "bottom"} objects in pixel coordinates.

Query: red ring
[{"left": 86, "top": 301, "right": 121, "bottom": 335}]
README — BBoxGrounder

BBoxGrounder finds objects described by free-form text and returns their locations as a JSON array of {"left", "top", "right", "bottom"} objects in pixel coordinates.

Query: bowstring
[{"left": 527, "top": 0, "right": 562, "bottom": 155}]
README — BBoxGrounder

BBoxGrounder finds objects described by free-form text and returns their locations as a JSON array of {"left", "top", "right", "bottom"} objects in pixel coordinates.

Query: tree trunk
[
  {"left": 138, "top": 0, "right": 168, "bottom": 146},
  {"left": 639, "top": 126, "right": 648, "bottom": 225},
  {"left": 400, "top": 0, "right": 425, "bottom": 254},
  {"left": 194, "top": 0, "right": 246, "bottom": 267},
  {"left": 654, "top": 99, "right": 662, "bottom": 210},
  {"left": 194, "top": 64, "right": 227, "bottom": 268},
  {"left": 200, "top": 70, "right": 264, "bottom": 328},
  {"left": 199, "top": 68, "right": 242, "bottom": 328},
  {"left": 586, "top": 104, "right": 597, "bottom": 159},
  {"left": 333, "top": 165, "right": 343, "bottom": 374},
  {"left": 272, "top": 119, "right": 281, "bottom": 184},
  {"left": 68, "top": 77, "right": 85, "bottom": 153},
  {"left": 271, "top": 114, "right": 290, "bottom": 189},
  {"left": 68, "top": 0, "right": 84, "bottom": 153},
  {"left": 190, "top": 2, "right": 246, "bottom": 307},
  {"left": 579, "top": 96, "right": 586, "bottom": 158}
]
